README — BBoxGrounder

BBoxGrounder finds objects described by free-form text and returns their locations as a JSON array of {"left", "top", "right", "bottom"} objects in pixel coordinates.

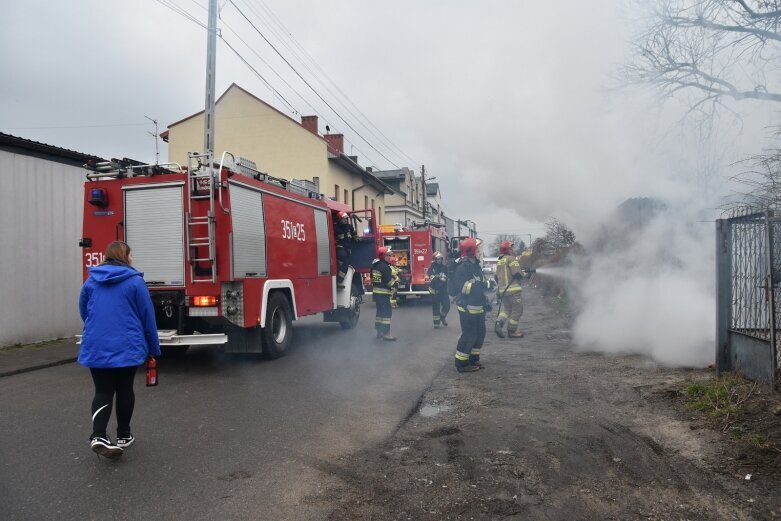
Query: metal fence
[{"left": 717, "top": 211, "right": 781, "bottom": 387}]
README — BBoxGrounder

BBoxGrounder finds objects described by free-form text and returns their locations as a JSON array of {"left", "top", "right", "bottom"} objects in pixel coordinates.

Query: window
[
  {"left": 364, "top": 195, "right": 368, "bottom": 209},
  {"left": 344, "top": 189, "right": 348, "bottom": 205},
  {"left": 334, "top": 184, "right": 339, "bottom": 200},
  {"left": 378, "top": 206, "right": 382, "bottom": 224},
  {"left": 371, "top": 198, "right": 375, "bottom": 209}
]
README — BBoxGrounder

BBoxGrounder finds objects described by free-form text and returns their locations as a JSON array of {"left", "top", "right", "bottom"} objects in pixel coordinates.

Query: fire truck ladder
[{"left": 186, "top": 153, "right": 220, "bottom": 284}]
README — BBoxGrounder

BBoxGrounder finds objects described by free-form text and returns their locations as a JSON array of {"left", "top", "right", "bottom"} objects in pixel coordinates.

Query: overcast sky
[
  {"left": 0, "top": 0, "right": 774, "bottom": 237},
  {"left": 5, "top": 0, "right": 781, "bottom": 365}
]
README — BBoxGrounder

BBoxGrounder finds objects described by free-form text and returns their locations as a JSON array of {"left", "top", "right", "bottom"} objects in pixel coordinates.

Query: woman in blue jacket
[{"left": 79, "top": 241, "right": 161, "bottom": 459}]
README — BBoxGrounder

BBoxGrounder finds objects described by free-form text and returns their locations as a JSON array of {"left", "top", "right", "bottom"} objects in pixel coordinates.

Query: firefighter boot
[
  {"left": 382, "top": 333, "right": 397, "bottom": 341},
  {"left": 494, "top": 319, "right": 506, "bottom": 338},
  {"left": 440, "top": 316, "right": 448, "bottom": 327},
  {"left": 468, "top": 355, "right": 483, "bottom": 368},
  {"left": 456, "top": 361, "right": 480, "bottom": 373},
  {"left": 508, "top": 329, "right": 524, "bottom": 338}
]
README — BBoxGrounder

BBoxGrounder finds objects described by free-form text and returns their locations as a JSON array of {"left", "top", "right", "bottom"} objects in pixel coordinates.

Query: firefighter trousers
[
  {"left": 455, "top": 308, "right": 486, "bottom": 367},
  {"left": 498, "top": 292, "right": 524, "bottom": 333},
  {"left": 373, "top": 293, "right": 392, "bottom": 334},
  {"left": 336, "top": 247, "right": 350, "bottom": 282},
  {"left": 431, "top": 291, "right": 450, "bottom": 325}
]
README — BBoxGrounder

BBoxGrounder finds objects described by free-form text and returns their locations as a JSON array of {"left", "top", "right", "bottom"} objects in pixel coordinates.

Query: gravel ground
[{"left": 308, "top": 277, "right": 781, "bottom": 520}]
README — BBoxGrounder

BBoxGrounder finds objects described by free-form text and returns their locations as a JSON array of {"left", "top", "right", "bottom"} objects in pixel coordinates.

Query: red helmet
[
  {"left": 337, "top": 211, "right": 348, "bottom": 221},
  {"left": 499, "top": 240, "right": 513, "bottom": 255},
  {"left": 432, "top": 251, "right": 443, "bottom": 261},
  {"left": 459, "top": 238, "right": 478, "bottom": 258},
  {"left": 377, "top": 246, "right": 390, "bottom": 259},
  {"left": 389, "top": 256, "right": 397, "bottom": 266}
]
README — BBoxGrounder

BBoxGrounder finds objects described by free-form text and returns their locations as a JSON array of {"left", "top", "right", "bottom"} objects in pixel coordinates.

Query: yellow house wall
[
  {"left": 351, "top": 184, "right": 387, "bottom": 224},
  {"left": 167, "top": 85, "right": 390, "bottom": 216},
  {"left": 167, "top": 86, "right": 327, "bottom": 182}
]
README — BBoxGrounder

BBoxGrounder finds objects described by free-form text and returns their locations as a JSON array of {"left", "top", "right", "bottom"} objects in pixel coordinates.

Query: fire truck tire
[
  {"left": 262, "top": 292, "right": 293, "bottom": 359},
  {"left": 339, "top": 285, "right": 361, "bottom": 330}
]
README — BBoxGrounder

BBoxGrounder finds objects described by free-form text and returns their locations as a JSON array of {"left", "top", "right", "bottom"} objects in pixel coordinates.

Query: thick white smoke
[{"left": 571, "top": 201, "right": 715, "bottom": 367}]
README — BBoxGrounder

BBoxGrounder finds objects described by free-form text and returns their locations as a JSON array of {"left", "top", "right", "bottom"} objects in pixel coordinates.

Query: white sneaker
[
  {"left": 90, "top": 436, "right": 124, "bottom": 459},
  {"left": 116, "top": 434, "right": 135, "bottom": 448}
]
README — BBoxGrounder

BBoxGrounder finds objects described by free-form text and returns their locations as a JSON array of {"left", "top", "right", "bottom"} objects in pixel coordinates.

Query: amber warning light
[{"left": 192, "top": 296, "right": 218, "bottom": 307}]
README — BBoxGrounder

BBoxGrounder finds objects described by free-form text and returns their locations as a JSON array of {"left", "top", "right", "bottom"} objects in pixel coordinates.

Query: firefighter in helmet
[
  {"left": 453, "top": 238, "right": 489, "bottom": 372},
  {"left": 371, "top": 246, "right": 397, "bottom": 341},
  {"left": 389, "top": 256, "right": 401, "bottom": 308},
  {"left": 494, "top": 240, "right": 525, "bottom": 338},
  {"left": 427, "top": 251, "right": 450, "bottom": 327},
  {"left": 334, "top": 211, "right": 357, "bottom": 287}
]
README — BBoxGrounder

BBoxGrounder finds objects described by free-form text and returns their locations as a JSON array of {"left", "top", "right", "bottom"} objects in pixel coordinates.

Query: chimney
[
  {"left": 301, "top": 115, "right": 318, "bottom": 135},
  {"left": 324, "top": 133, "right": 344, "bottom": 155},
  {"left": 366, "top": 167, "right": 373, "bottom": 173}
]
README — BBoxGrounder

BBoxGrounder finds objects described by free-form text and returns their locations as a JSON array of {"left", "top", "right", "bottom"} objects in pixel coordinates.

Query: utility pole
[
  {"left": 421, "top": 164, "right": 426, "bottom": 221},
  {"left": 203, "top": 0, "right": 218, "bottom": 169}
]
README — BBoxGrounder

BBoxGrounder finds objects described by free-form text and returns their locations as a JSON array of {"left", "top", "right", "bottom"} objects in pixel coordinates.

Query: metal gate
[{"left": 716, "top": 211, "right": 781, "bottom": 387}]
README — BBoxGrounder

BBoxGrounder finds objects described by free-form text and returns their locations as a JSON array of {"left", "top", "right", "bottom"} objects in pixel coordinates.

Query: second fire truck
[{"left": 366, "top": 222, "right": 449, "bottom": 300}]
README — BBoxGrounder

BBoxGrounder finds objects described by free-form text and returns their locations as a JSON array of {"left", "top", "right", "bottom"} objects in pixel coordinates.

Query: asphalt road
[{"left": 0, "top": 298, "right": 459, "bottom": 521}]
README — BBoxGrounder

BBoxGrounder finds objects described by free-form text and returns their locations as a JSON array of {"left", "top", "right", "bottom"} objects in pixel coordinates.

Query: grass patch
[{"left": 684, "top": 373, "right": 758, "bottom": 432}]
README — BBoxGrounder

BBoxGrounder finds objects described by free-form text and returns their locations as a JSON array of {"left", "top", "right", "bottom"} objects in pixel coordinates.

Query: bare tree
[
  {"left": 626, "top": 0, "right": 781, "bottom": 115},
  {"left": 544, "top": 219, "right": 577, "bottom": 250},
  {"left": 488, "top": 234, "right": 525, "bottom": 256},
  {"left": 627, "top": 1, "right": 781, "bottom": 213},
  {"left": 728, "top": 131, "right": 781, "bottom": 213}
]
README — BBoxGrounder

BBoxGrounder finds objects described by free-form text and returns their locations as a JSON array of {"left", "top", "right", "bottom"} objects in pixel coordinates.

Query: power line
[
  {"left": 1, "top": 123, "right": 152, "bottom": 130},
  {"left": 155, "top": 0, "right": 207, "bottom": 28},
  {"left": 219, "top": 36, "right": 300, "bottom": 115},
  {"left": 226, "top": 0, "right": 401, "bottom": 169},
  {"left": 244, "top": 0, "right": 419, "bottom": 168},
  {"left": 152, "top": 0, "right": 393, "bottom": 170}
]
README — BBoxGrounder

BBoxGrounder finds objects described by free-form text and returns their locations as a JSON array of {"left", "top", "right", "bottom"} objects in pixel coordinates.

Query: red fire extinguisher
[{"left": 146, "top": 357, "right": 158, "bottom": 387}]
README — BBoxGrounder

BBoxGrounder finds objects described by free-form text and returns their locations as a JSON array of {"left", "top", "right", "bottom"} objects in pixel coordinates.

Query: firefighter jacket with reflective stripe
[
  {"left": 334, "top": 221, "right": 357, "bottom": 250},
  {"left": 371, "top": 259, "right": 394, "bottom": 295},
  {"left": 495, "top": 254, "right": 523, "bottom": 294},
  {"left": 454, "top": 258, "right": 488, "bottom": 310},
  {"left": 427, "top": 262, "right": 447, "bottom": 294},
  {"left": 390, "top": 266, "right": 401, "bottom": 288}
]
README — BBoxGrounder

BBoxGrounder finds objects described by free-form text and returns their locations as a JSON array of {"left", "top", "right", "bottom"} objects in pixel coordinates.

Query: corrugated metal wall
[{"left": 0, "top": 150, "right": 84, "bottom": 346}]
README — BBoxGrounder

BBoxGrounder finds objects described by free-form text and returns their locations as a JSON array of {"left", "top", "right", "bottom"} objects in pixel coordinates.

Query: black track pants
[{"left": 89, "top": 366, "right": 138, "bottom": 439}]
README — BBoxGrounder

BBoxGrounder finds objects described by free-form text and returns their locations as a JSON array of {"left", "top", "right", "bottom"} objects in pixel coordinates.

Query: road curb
[{"left": 0, "top": 357, "right": 77, "bottom": 378}]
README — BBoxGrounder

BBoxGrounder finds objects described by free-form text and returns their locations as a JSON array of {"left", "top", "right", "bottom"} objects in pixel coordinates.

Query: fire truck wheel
[
  {"left": 339, "top": 285, "right": 361, "bottom": 330},
  {"left": 262, "top": 292, "right": 293, "bottom": 359}
]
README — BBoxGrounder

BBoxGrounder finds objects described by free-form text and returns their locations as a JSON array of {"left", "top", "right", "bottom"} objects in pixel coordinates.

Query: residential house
[
  {"left": 424, "top": 182, "right": 445, "bottom": 225},
  {"left": 371, "top": 167, "right": 425, "bottom": 227},
  {"left": 162, "top": 83, "right": 391, "bottom": 221}
]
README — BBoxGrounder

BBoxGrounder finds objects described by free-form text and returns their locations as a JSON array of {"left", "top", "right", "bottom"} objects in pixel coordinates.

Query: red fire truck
[
  {"left": 80, "top": 152, "right": 379, "bottom": 358},
  {"left": 366, "top": 222, "right": 449, "bottom": 299}
]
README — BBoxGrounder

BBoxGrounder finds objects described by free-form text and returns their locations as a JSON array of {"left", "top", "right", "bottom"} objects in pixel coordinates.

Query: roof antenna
[{"left": 144, "top": 115, "right": 159, "bottom": 165}]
